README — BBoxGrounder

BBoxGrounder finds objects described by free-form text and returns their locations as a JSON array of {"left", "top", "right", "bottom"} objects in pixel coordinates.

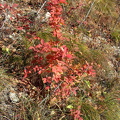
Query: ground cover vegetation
[{"left": 0, "top": 0, "right": 120, "bottom": 119}]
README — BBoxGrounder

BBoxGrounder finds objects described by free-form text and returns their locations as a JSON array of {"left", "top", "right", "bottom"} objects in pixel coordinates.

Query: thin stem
[
  {"left": 37, "top": 1, "right": 47, "bottom": 15},
  {"left": 79, "top": 0, "right": 95, "bottom": 27}
]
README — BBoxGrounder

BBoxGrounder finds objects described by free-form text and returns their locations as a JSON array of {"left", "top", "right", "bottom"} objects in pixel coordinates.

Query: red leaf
[
  {"left": 41, "top": 39, "right": 44, "bottom": 45},
  {"left": 9, "top": 17, "right": 13, "bottom": 20},
  {"left": 17, "top": 27, "right": 23, "bottom": 30},
  {"left": 117, "top": 98, "right": 120, "bottom": 100},
  {"left": 52, "top": 65, "right": 63, "bottom": 74},
  {"left": 12, "top": 4, "right": 18, "bottom": 8},
  {"left": 0, "top": 4, "right": 4, "bottom": 8},
  {"left": 59, "top": 0, "right": 67, "bottom": 4},
  {"left": 52, "top": 47, "right": 58, "bottom": 52},
  {"left": 66, "top": 54, "right": 73, "bottom": 59}
]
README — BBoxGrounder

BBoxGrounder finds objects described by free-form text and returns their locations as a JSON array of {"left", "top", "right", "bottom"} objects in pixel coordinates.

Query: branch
[
  {"left": 37, "top": 1, "right": 47, "bottom": 15},
  {"left": 79, "top": 0, "right": 95, "bottom": 27}
]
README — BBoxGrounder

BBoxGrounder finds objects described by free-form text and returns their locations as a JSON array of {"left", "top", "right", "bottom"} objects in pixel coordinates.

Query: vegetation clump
[{"left": 0, "top": 0, "right": 119, "bottom": 120}]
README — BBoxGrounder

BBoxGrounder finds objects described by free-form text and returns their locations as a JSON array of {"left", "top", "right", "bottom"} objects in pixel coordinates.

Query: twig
[
  {"left": 37, "top": 1, "right": 47, "bottom": 15},
  {"left": 53, "top": 81, "right": 63, "bottom": 93},
  {"left": 79, "top": 0, "right": 95, "bottom": 27},
  {"left": 39, "top": 94, "right": 49, "bottom": 105}
]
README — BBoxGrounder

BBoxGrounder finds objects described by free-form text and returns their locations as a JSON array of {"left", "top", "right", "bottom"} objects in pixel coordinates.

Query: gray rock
[{"left": 9, "top": 88, "right": 19, "bottom": 103}]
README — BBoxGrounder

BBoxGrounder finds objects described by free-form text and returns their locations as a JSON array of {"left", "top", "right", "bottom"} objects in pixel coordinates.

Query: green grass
[{"left": 0, "top": 68, "right": 15, "bottom": 92}]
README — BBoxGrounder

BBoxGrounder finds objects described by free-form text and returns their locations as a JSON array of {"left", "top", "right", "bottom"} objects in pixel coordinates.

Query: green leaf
[
  {"left": 6, "top": 48, "right": 10, "bottom": 53},
  {"left": 66, "top": 105, "right": 73, "bottom": 109},
  {"left": 85, "top": 80, "right": 91, "bottom": 88}
]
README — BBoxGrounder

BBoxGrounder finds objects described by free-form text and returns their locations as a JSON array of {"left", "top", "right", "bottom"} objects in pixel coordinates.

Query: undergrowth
[{"left": 0, "top": 0, "right": 119, "bottom": 120}]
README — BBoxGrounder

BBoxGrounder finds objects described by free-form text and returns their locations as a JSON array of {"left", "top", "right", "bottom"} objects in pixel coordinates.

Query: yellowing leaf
[{"left": 67, "top": 105, "right": 73, "bottom": 109}]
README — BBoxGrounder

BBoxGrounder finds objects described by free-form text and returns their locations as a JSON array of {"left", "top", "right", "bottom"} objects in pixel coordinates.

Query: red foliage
[
  {"left": 81, "top": 63, "right": 96, "bottom": 77},
  {"left": 0, "top": 2, "right": 96, "bottom": 119},
  {"left": 23, "top": 0, "right": 96, "bottom": 119},
  {"left": 47, "top": 0, "right": 66, "bottom": 40},
  {"left": 71, "top": 106, "right": 83, "bottom": 120}
]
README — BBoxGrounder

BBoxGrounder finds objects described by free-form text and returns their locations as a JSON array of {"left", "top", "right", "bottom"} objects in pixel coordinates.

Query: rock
[
  {"left": 42, "top": 12, "right": 51, "bottom": 22},
  {"left": 9, "top": 88, "right": 19, "bottom": 103}
]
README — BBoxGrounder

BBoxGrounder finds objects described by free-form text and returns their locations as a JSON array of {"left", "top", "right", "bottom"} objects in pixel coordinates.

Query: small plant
[{"left": 23, "top": 1, "right": 96, "bottom": 119}]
